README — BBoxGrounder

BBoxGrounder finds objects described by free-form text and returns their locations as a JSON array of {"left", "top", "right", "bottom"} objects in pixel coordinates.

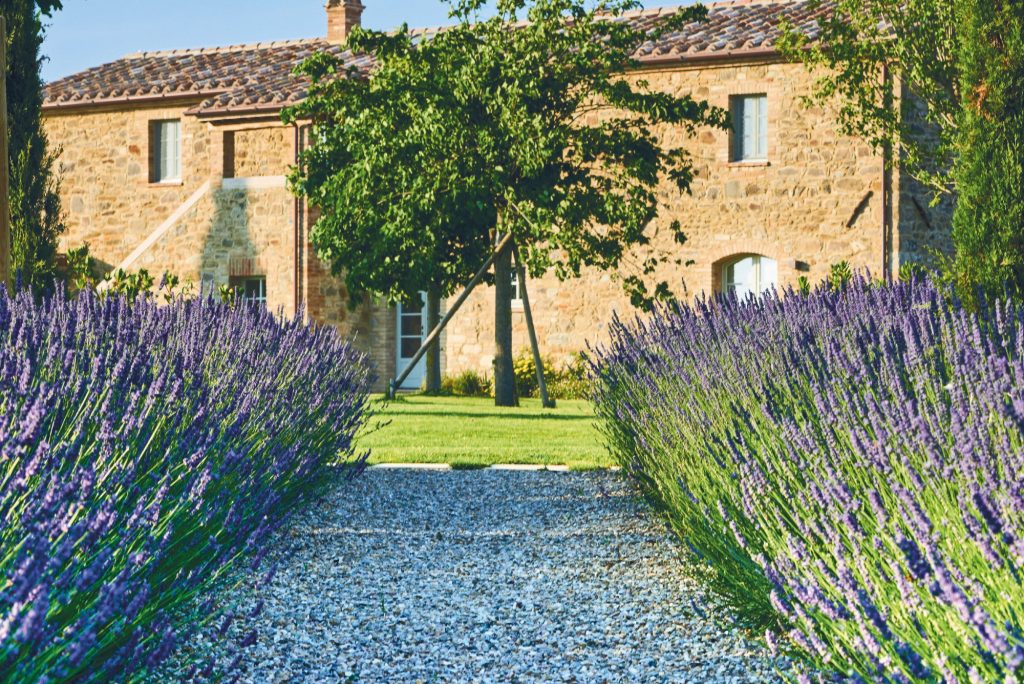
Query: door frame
[{"left": 395, "top": 292, "right": 428, "bottom": 391}]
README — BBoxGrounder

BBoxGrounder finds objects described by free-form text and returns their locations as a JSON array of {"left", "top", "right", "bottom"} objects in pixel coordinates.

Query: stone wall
[
  {"left": 46, "top": 101, "right": 213, "bottom": 267},
  {"left": 44, "top": 106, "right": 395, "bottom": 388},
  {"left": 44, "top": 57, "right": 952, "bottom": 392},
  {"left": 444, "top": 59, "right": 897, "bottom": 376},
  {"left": 232, "top": 127, "right": 294, "bottom": 178},
  {"left": 127, "top": 187, "right": 295, "bottom": 315},
  {"left": 892, "top": 83, "right": 956, "bottom": 268}
]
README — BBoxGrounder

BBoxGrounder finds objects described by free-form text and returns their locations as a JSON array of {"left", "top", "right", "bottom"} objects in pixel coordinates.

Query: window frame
[
  {"left": 228, "top": 275, "right": 267, "bottom": 306},
  {"left": 510, "top": 269, "right": 524, "bottom": 309},
  {"left": 150, "top": 119, "right": 182, "bottom": 184},
  {"left": 730, "top": 94, "right": 768, "bottom": 163},
  {"left": 721, "top": 255, "right": 777, "bottom": 299}
]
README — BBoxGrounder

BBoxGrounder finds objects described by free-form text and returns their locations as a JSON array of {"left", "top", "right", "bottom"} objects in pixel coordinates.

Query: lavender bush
[
  {"left": 0, "top": 288, "right": 373, "bottom": 681},
  {"left": 593, "top": 278, "right": 1024, "bottom": 682}
]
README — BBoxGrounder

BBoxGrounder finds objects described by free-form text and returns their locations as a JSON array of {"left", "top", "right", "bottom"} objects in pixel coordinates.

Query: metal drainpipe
[
  {"left": 293, "top": 123, "right": 303, "bottom": 316},
  {"left": 882, "top": 63, "right": 893, "bottom": 281}
]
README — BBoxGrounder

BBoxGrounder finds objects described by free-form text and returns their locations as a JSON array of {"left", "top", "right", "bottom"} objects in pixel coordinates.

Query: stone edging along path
[{"left": 169, "top": 467, "right": 786, "bottom": 683}]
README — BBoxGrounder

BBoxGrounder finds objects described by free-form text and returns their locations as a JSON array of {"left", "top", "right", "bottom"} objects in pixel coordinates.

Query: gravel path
[{"left": 183, "top": 468, "right": 784, "bottom": 683}]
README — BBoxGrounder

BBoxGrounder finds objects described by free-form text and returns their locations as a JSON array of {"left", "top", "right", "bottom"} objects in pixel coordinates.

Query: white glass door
[{"left": 396, "top": 292, "right": 428, "bottom": 390}]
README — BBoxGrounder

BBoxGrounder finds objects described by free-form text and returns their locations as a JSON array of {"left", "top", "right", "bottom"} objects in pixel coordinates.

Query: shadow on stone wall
[{"left": 200, "top": 189, "right": 259, "bottom": 297}]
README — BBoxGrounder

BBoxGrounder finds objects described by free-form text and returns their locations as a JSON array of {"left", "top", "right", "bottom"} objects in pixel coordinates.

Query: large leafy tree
[
  {"left": 781, "top": 0, "right": 1024, "bottom": 300},
  {"left": 287, "top": 0, "right": 727, "bottom": 405},
  {"left": 3, "top": 0, "right": 65, "bottom": 289}
]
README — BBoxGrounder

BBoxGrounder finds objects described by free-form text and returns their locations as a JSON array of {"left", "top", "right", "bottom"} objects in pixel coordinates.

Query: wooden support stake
[
  {"left": 389, "top": 232, "right": 514, "bottom": 398},
  {"left": 0, "top": 16, "right": 11, "bottom": 292},
  {"left": 513, "top": 242, "right": 554, "bottom": 409}
]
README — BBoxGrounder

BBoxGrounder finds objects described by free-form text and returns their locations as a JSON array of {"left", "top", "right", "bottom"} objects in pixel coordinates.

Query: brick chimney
[{"left": 326, "top": 0, "right": 365, "bottom": 44}]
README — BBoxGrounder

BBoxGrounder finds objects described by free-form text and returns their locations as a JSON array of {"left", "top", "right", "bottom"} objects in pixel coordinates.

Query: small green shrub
[
  {"left": 899, "top": 261, "right": 929, "bottom": 283},
  {"left": 549, "top": 352, "right": 591, "bottom": 400},
  {"left": 62, "top": 244, "right": 193, "bottom": 303},
  {"left": 828, "top": 260, "right": 853, "bottom": 290},
  {"left": 440, "top": 369, "right": 493, "bottom": 397},
  {"left": 64, "top": 244, "right": 103, "bottom": 294},
  {"left": 512, "top": 350, "right": 592, "bottom": 400},
  {"left": 513, "top": 350, "right": 548, "bottom": 399},
  {"left": 440, "top": 354, "right": 590, "bottom": 401}
]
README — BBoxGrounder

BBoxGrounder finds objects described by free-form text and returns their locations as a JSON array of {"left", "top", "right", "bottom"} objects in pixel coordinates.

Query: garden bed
[
  {"left": 593, "top": 278, "right": 1024, "bottom": 681},
  {"left": 0, "top": 290, "right": 373, "bottom": 681}
]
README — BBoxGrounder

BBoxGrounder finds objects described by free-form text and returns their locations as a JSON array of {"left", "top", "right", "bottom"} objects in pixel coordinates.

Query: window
[
  {"left": 731, "top": 94, "right": 768, "bottom": 162},
  {"left": 510, "top": 270, "right": 524, "bottom": 308},
  {"left": 229, "top": 276, "right": 267, "bottom": 306},
  {"left": 150, "top": 120, "right": 181, "bottom": 183},
  {"left": 721, "top": 255, "right": 777, "bottom": 300}
]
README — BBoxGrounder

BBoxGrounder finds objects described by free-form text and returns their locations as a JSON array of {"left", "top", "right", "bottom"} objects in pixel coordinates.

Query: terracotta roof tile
[{"left": 44, "top": 1, "right": 833, "bottom": 118}]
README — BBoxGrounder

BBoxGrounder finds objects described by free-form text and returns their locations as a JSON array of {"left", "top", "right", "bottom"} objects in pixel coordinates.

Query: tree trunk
[
  {"left": 493, "top": 237, "right": 517, "bottom": 406},
  {"left": 425, "top": 285, "right": 442, "bottom": 393}
]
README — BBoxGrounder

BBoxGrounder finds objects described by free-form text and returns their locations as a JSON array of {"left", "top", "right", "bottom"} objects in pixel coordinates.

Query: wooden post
[
  {"left": 513, "top": 242, "right": 554, "bottom": 409},
  {"left": 389, "top": 232, "right": 514, "bottom": 398},
  {"left": 0, "top": 15, "right": 11, "bottom": 292}
]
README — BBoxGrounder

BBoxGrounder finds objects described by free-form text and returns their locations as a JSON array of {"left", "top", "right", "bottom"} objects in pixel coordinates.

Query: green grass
[{"left": 356, "top": 394, "right": 613, "bottom": 469}]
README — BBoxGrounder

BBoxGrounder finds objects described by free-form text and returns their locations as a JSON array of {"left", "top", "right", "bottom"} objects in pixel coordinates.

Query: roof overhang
[
  {"left": 43, "top": 48, "right": 791, "bottom": 117},
  {"left": 42, "top": 93, "right": 219, "bottom": 114}
]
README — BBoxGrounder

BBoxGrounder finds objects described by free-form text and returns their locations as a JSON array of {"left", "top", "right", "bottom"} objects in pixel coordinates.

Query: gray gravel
[{"left": 177, "top": 468, "right": 785, "bottom": 683}]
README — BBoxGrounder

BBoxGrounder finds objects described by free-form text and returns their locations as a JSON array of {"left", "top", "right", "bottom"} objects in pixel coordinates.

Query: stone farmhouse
[{"left": 43, "top": 0, "right": 951, "bottom": 391}]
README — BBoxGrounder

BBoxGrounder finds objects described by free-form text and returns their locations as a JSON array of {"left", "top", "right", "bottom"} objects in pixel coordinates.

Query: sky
[{"left": 41, "top": 1, "right": 498, "bottom": 83}]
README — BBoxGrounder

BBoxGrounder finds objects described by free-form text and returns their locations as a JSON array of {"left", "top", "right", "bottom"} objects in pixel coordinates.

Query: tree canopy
[
  {"left": 781, "top": 0, "right": 1024, "bottom": 299},
  {"left": 285, "top": 0, "right": 727, "bottom": 403}
]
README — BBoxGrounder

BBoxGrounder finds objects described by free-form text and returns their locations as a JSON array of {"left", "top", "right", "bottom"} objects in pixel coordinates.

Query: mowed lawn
[{"left": 356, "top": 395, "right": 613, "bottom": 469}]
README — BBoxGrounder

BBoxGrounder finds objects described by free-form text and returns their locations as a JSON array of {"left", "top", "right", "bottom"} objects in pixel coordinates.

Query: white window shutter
[
  {"left": 165, "top": 122, "right": 174, "bottom": 180},
  {"left": 155, "top": 121, "right": 181, "bottom": 181},
  {"left": 169, "top": 121, "right": 180, "bottom": 180},
  {"left": 756, "top": 96, "right": 768, "bottom": 160},
  {"left": 160, "top": 123, "right": 169, "bottom": 180}
]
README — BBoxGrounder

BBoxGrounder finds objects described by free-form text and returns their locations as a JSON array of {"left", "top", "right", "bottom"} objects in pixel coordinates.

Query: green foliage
[
  {"left": 778, "top": 0, "right": 957, "bottom": 196},
  {"left": 62, "top": 245, "right": 192, "bottom": 303},
  {"left": 5, "top": 0, "right": 65, "bottom": 289},
  {"left": 217, "top": 283, "right": 238, "bottom": 306},
  {"left": 796, "top": 275, "right": 811, "bottom": 296},
  {"left": 285, "top": 0, "right": 727, "bottom": 403},
  {"left": 944, "top": 0, "right": 1024, "bottom": 301},
  {"left": 512, "top": 350, "right": 547, "bottom": 400},
  {"left": 440, "top": 369, "right": 493, "bottom": 397},
  {"left": 548, "top": 353, "right": 591, "bottom": 401},
  {"left": 828, "top": 260, "right": 853, "bottom": 291},
  {"left": 511, "top": 350, "right": 591, "bottom": 400},
  {"left": 780, "top": 0, "right": 1024, "bottom": 301},
  {"left": 439, "top": 355, "right": 589, "bottom": 400},
  {"left": 287, "top": 0, "right": 726, "bottom": 307},
  {"left": 898, "top": 261, "right": 929, "bottom": 283},
  {"left": 63, "top": 243, "right": 102, "bottom": 294},
  {"left": 104, "top": 268, "right": 154, "bottom": 303}
]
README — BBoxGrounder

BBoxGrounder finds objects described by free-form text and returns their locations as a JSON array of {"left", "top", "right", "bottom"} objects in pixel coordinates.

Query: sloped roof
[{"left": 43, "top": 0, "right": 833, "bottom": 118}]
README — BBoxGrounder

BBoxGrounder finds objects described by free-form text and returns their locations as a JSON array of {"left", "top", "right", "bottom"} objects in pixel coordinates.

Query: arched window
[{"left": 721, "top": 255, "right": 777, "bottom": 299}]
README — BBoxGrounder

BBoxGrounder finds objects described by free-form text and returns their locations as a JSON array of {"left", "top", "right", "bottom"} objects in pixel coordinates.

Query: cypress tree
[
  {"left": 948, "top": 0, "right": 1024, "bottom": 300},
  {"left": 3, "top": 0, "right": 63, "bottom": 289}
]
